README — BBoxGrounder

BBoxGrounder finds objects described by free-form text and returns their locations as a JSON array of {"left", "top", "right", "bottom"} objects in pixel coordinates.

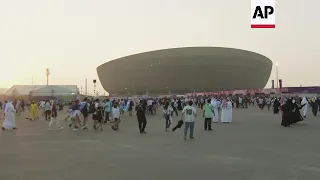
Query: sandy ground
[{"left": 0, "top": 106, "right": 320, "bottom": 180}]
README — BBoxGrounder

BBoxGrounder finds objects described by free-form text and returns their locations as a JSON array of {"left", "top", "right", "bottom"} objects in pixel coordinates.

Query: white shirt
[
  {"left": 147, "top": 100, "right": 153, "bottom": 106},
  {"left": 94, "top": 102, "right": 100, "bottom": 114},
  {"left": 95, "top": 102, "right": 100, "bottom": 109},
  {"left": 216, "top": 101, "right": 221, "bottom": 108},
  {"left": 266, "top": 98, "right": 271, "bottom": 104},
  {"left": 182, "top": 105, "right": 197, "bottom": 122},
  {"left": 173, "top": 101, "right": 178, "bottom": 107},
  {"left": 112, "top": 107, "right": 120, "bottom": 119},
  {"left": 239, "top": 98, "right": 243, "bottom": 103},
  {"left": 163, "top": 106, "right": 173, "bottom": 115},
  {"left": 44, "top": 102, "right": 51, "bottom": 111},
  {"left": 211, "top": 99, "right": 216, "bottom": 108},
  {"left": 119, "top": 101, "right": 124, "bottom": 108},
  {"left": 40, "top": 101, "right": 45, "bottom": 108},
  {"left": 227, "top": 101, "right": 233, "bottom": 109},
  {"left": 16, "top": 101, "right": 21, "bottom": 108}
]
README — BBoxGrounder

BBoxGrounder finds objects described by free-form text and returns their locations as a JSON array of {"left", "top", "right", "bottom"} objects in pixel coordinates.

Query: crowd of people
[{"left": 1, "top": 94, "right": 319, "bottom": 138}]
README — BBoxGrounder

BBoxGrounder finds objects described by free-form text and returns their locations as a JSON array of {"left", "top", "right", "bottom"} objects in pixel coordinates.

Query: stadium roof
[{"left": 97, "top": 47, "right": 272, "bottom": 94}]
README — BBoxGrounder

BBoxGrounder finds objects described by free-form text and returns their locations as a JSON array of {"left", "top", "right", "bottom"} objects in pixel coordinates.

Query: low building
[{"left": 4, "top": 85, "right": 79, "bottom": 100}]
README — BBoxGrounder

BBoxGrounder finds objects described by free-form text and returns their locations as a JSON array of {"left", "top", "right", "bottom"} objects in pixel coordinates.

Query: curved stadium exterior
[{"left": 97, "top": 47, "right": 273, "bottom": 95}]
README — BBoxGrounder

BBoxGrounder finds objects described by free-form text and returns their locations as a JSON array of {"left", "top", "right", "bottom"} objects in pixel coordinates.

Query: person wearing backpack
[{"left": 80, "top": 97, "right": 89, "bottom": 130}]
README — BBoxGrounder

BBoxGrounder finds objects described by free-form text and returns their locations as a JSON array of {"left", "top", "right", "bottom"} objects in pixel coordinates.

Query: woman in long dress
[
  {"left": 273, "top": 98, "right": 281, "bottom": 114},
  {"left": 2, "top": 100, "right": 17, "bottom": 130}
]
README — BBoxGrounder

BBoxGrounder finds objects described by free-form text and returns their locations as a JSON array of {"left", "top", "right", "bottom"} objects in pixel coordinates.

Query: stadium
[{"left": 97, "top": 47, "right": 273, "bottom": 95}]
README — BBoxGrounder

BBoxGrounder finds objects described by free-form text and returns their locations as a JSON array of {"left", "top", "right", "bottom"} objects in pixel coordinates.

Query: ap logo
[{"left": 251, "top": 0, "right": 276, "bottom": 28}]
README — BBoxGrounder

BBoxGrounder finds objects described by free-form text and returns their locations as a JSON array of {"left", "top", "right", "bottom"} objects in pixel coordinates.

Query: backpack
[{"left": 89, "top": 103, "right": 96, "bottom": 114}]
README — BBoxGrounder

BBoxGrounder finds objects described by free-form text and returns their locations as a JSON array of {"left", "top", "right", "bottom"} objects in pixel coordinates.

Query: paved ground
[{"left": 1, "top": 106, "right": 320, "bottom": 180}]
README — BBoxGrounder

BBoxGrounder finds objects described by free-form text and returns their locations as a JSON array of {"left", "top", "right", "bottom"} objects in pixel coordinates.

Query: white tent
[
  {"left": 30, "top": 86, "right": 76, "bottom": 96},
  {"left": 4, "top": 85, "right": 79, "bottom": 96},
  {"left": 0, "top": 88, "right": 8, "bottom": 95},
  {"left": 5, "top": 85, "right": 37, "bottom": 96},
  {"left": 4, "top": 87, "right": 21, "bottom": 97}
]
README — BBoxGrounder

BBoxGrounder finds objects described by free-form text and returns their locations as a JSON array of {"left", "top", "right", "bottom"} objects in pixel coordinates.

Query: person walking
[
  {"left": 203, "top": 99, "right": 213, "bottom": 131},
  {"left": 30, "top": 101, "right": 37, "bottom": 120},
  {"left": 181, "top": 100, "right": 197, "bottom": 140},
  {"left": 136, "top": 100, "right": 147, "bottom": 134},
  {"left": 111, "top": 102, "right": 121, "bottom": 130},
  {"left": 48, "top": 101, "right": 63, "bottom": 131},
  {"left": 44, "top": 100, "right": 51, "bottom": 120},
  {"left": 104, "top": 99, "right": 111, "bottom": 123},
  {"left": 163, "top": 101, "right": 173, "bottom": 132}
]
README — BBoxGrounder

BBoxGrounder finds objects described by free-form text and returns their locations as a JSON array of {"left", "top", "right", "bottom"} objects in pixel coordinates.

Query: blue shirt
[
  {"left": 79, "top": 101, "right": 88, "bottom": 111},
  {"left": 72, "top": 104, "right": 80, "bottom": 111}
]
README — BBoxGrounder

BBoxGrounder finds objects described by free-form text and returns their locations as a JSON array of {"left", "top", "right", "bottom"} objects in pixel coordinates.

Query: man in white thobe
[
  {"left": 15, "top": 99, "right": 21, "bottom": 116},
  {"left": 211, "top": 98, "right": 219, "bottom": 123},
  {"left": 216, "top": 99, "right": 222, "bottom": 120},
  {"left": 221, "top": 98, "right": 233, "bottom": 123},
  {"left": 301, "top": 97, "right": 308, "bottom": 118},
  {"left": 2, "top": 101, "right": 17, "bottom": 130}
]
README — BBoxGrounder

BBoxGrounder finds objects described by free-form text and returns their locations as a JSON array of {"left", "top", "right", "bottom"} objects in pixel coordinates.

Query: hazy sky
[{"left": 0, "top": 0, "right": 319, "bottom": 94}]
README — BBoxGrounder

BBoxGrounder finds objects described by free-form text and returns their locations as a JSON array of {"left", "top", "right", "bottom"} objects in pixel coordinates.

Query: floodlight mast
[{"left": 45, "top": 68, "right": 50, "bottom": 86}]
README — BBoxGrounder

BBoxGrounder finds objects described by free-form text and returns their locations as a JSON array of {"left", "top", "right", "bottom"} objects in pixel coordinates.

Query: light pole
[
  {"left": 275, "top": 62, "right": 279, "bottom": 88},
  {"left": 45, "top": 68, "right": 50, "bottom": 86},
  {"left": 93, "top": 79, "right": 96, "bottom": 97}
]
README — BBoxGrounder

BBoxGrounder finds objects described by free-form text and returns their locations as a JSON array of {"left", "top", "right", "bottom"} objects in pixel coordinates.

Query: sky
[{"left": 0, "top": 0, "right": 319, "bottom": 95}]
